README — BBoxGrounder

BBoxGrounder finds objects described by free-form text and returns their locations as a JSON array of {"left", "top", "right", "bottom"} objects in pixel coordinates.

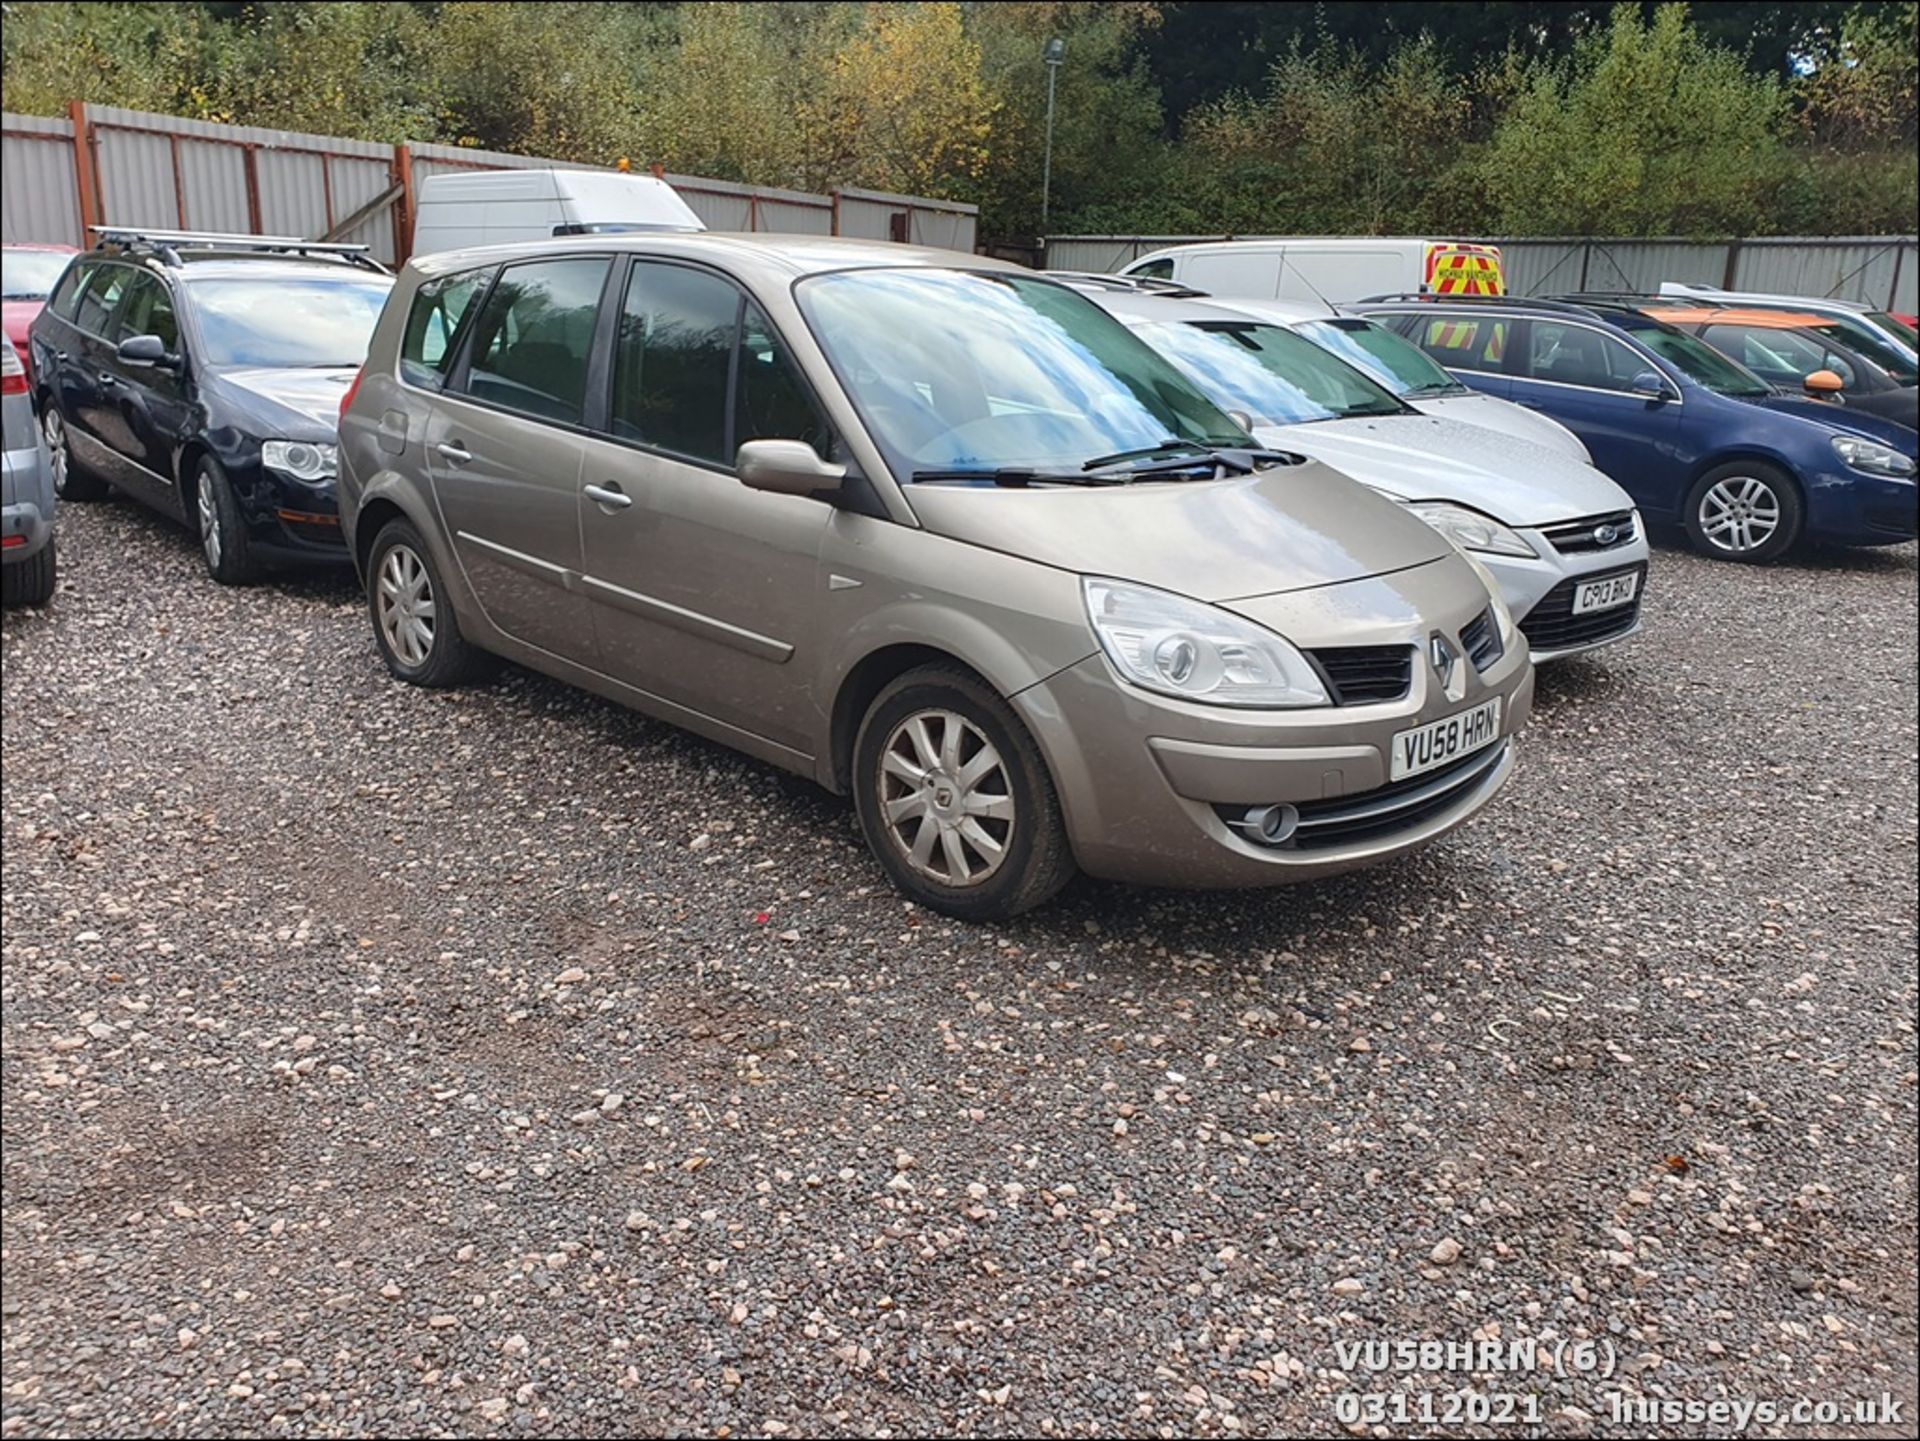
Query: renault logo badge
[{"left": 1429, "top": 633, "right": 1458, "bottom": 686}]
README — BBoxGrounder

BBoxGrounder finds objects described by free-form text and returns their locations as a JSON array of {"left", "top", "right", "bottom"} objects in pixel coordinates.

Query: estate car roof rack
[
  {"left": 1354, "top": 291, "right": 1603, "bottom": 317},
  {"left": 87, "top": 226, "right": 390, "bottom": 275}
]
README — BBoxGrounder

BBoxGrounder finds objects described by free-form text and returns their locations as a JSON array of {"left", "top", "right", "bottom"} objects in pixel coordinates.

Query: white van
[
  {"left": 411, "top": 169, "right": 704, "bottom": 256},
  {"left": 1118, "top": 238, "right": 1503, "bottom": 305}
]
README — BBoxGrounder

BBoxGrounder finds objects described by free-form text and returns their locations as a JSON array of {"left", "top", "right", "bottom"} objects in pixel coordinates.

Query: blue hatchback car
[{"left": 1356, "top": 295, "right": 1919, "bottom": 562}]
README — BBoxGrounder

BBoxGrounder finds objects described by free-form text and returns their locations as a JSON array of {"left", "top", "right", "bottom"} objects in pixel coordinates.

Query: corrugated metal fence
[
  {"left": 1043, "top": 234, "right": 1920, "bottom": 312},
  {"left": 1, "top": 102, "right": 977, "bottom": 262}
]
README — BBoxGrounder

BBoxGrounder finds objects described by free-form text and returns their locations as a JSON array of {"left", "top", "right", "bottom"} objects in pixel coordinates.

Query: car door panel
[
  {"left": 1506, "top": 319, "right": 1680, "bottom": 511},
  {"left": 578, "top": 260, "right": 832, "bottom": 755},
  {"left": 427, "top": 256, "right": 612, "bottom": 660},
  {"left": 63, "top": 263, "right": 138, "bottom": 481},
  {"left": 102, "top": 270, "right": 191, "bottom": 513}
]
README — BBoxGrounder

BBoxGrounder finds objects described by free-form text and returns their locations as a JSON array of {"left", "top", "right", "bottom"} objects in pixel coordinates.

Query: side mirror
[
  {"left": 1803, "top": 368, "right": 1845, "bottom": 396},
  {"left": 116, "top": 334, "right": 177, "bottom": 370},
  {"left": 1629, "top": 369, "right": 1673, "bottom": 401},
  {"left": 736, "top": 438, "right": 846, "bottom": 498}
]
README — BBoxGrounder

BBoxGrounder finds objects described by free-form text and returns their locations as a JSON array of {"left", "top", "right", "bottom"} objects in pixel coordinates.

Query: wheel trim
[
  {"left": 1699, "top": 475, "right": 1781, "bottom": 553},
  {"left": 43, "top": 411, "right": 69, "bottom": 496},
  {"left": 197, "top": 473, "right": 221, "bottom": 568},
  {"left": 376, "top": 544, "right": 436, "bottom": 668},
  {"left": 877, "top": 708, "right": 1014, "bottom": 888}
]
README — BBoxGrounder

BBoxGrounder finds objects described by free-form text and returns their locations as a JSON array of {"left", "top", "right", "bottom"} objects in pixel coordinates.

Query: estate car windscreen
[
  {"left": 795, "top": 269, "right": 1248, "bottom": 478},
  {"left": 189, "top": 276, "right": 394, "bottom": 368},
  {"left": 1293, "top": 317, "right": 1470, "bottom": 399},
  {"left": 1137, "top": 319, "right": 1410, "bottom": 426}
]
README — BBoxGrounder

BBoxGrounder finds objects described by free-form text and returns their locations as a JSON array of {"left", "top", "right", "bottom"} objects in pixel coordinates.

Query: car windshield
[
  {"left": 1294, "top": 316, "right": 1468, "bottom": 398},
  {"left": 189, "top": 275, "right": 393, "bottom": 368},
  {"left": 1811, "top": 319, "right": 1917, "bottom": 384},
  {"left": 795, "top": 269, "right": 1249, "bottom": 477},
  {"left": 1634, "top": 325, "right": 1772, "bottom": 398},
  {"left": 2, "top": 249, "right": 73, "bottom": 300},
  {"left": 1136, "top": 318, "right": 1410, "bottom": 426}
]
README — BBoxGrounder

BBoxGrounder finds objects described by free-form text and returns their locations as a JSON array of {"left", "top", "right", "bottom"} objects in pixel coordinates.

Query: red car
[{"left": 2, "top": 243, "right": 79, "bottom": 385}]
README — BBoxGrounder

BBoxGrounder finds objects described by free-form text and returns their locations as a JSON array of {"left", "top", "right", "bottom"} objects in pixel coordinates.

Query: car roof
[
  {"left": 1076, "top": 288, "right": 1294, "bottom": 327},
  {"left": 408, "top": 232, "right": 1025, "bottom": 285},
  {"left": 1639, "top": 305, "right": 1845, "bottom": 331},
  {"left": 3, "top": 242, "right": 79, "bottom": 253},
  {"left": 169, "top": 257, "right": 394, "bottom": 284}
]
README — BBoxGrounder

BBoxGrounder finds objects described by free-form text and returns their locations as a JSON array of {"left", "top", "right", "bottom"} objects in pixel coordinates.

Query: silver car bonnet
[
  {"left": 1406, "top": 391, "right": 1590, "bottom": 463},
  {"left": 1251, "top": 413, "right": 1633, "bottom": 527},
  {"left": 903, "top": 456, "right": 1453, "bottom": 603}
]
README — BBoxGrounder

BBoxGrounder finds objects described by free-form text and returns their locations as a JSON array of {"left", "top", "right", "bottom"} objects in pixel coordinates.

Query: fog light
[{"left": 1237, "top": 802, "right": 1300, "bottom": 845}]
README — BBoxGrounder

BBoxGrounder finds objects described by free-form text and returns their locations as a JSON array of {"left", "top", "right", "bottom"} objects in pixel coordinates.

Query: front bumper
[
  {"left": 238, "top": 464, "right": 350, "bottom": 564},
  {"left": 1804, "top": 468, "right": 1919, "bottom": 546},
  {"left": 1480, "top": 518, "right": 1650, "bottom": 663},
  {"left": 3, "top": 441, "right": 55, "bottom": 563},
  {"left": 1015, "top": 642, "right": 1533, "bottom": 890}
]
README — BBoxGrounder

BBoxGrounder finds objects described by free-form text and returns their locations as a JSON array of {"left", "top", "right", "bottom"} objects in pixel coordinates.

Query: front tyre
[
  {"left": 365, "top": 517, "right": 488, "bottom": 687},
  {"left": 1683, "top": 461, "right": 1803, "bottom": 563},
  {"left": 852, "top": 664, "right": 1075, "bottom": 920},
  {"left": 195, "top": 457, "right": 260, "bottom": 585}
]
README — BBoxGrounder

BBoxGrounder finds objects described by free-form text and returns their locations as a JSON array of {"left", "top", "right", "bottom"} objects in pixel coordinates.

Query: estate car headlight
[
  {"left": 262, "top": 440, "right": 338, "bottom": 482},
  {"left": 1458, "top": 552, "right": 1519, "bottom": 646},
  {"left": 1830, "top": 434, "right": 1916, "bottom": 479},
  {"left": 1082, "top": 577, "right": 1331, "bottom": 708},
  {"left": 1403, "top": 500, "right": 1537, "bottom": 558}
]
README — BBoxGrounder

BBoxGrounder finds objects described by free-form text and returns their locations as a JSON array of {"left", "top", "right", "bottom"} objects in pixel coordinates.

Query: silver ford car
[{"left": 337, "top": 236, "right": 1534, "bottom": 918}]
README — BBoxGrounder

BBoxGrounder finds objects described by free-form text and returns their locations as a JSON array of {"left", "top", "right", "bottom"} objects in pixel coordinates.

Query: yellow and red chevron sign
[{"left": 1425, "top": 243, "right": 1505, "bottom": 296}]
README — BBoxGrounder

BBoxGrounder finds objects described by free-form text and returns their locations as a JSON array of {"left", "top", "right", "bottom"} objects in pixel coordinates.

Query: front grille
[
  {"left": 1519, "top": 563, "right": 1646, "bottom": 654},
  {"left": 1212, "top": 741, "right": 1508, "bottom": 852},
  {"left": 1311, "top": 645, "right": 1413, "bottom": 705},
  {"left": 1460, "top": 607, "right": 1504, "bottom": 671},
  {"left": 1541, "top": 510, "right": 1637, "bottom": 555}
]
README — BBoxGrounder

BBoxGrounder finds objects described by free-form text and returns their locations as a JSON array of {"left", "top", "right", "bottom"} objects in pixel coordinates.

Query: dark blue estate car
[
  {"left": 28, "top": 229, "right": 391, "bottom": 584},
  {"left": 1356, "top": 295, "right": 1919, "bottom": 563}
]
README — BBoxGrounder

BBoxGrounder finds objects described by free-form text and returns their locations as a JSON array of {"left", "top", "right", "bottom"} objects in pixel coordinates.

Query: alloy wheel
[
  {"left": 877, "top": 709, "right": 1015, "bottom": 887},
  {"left": 376, "top": 543, "right": 437, "bottom": 668},
  {"left": 197, "top": 475, "right": 222, "bottom": 569},
  {"left": 43, "top": 410, "right": 69, "bottom": 496},
  {"left": 1698, "top": 475, "right": 1781, "bottom": 554}
]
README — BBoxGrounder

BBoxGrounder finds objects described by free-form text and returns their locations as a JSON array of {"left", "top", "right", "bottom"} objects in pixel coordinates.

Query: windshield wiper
[
  {"left": 1079, "top": 439, "right": 1213, "bottom": 471},
  {"left": 1403, "top": 381, "right": 1467, "bottom": 397},
  {"left": 911, "top": 467, "right": 1132, "bottom": 487},
  {"left": 912, "top": 445, "right": 1302, "bottom": 488}
]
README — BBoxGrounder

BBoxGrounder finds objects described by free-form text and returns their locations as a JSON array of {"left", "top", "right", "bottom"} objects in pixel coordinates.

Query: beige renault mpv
[{"left": 337, "top": 236, "right": 1535, "bottom": 919}]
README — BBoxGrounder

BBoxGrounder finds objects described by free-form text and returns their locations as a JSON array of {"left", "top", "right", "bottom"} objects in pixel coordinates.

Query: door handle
[
  {"left": 584, "top": 482, "right": 632, "bottom": 511},
  {"left": 435, "top": 440, "right": 472, "bottom": 464}
]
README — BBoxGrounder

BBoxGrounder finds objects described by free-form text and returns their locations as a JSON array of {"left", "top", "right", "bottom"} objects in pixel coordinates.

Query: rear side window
[
  {"left": 1414, "top": 315, "right": 1508, "bottom": 372},
  {"left": 1524, "top": 321, "right": 1641, "bottom": 392},
  {"left": 113, "top": 272, "right": 178, "bottom": 351},
  {"left": 610, "top": 261, "right": 739, "bottom": 462},
  {"left": 46, "top": 262, "right": 91, "bottom": 319},
  {"left": 401, "top": 268, "right": 491, "bottom": 388},
  {"left": 73, "top": 264, "right": 134, "bottom": 336},
  {"left": 1128, "top": 259, "right": 1174, "bottom": 281},
  {"left": 457, "top": 258, "right": 610, "bottom": 424}
]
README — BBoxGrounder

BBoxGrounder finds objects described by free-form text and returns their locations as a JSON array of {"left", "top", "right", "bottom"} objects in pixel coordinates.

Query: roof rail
[
  {"left": 1355, "top": 291, "right": 1607, "bottom": 318},
  {"left": 87, "top": 226, "right": 388, "bottom": 274},
  {"left": 1043, "top": 269, "right": 1212, "bottom": 299}
]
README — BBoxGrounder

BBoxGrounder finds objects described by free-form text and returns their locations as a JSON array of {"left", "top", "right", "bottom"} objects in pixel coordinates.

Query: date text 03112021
[{"left": 1334, "top": 1337, "right": 1618, "bottom": 1377}]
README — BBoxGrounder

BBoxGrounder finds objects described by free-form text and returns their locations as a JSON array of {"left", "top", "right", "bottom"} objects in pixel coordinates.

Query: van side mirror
[
  {"left": 1803, "top": 368, "right": 1845, "bottom": 396},
  {"left": 1629, "top": 370, "right": 1673, "bottom": 401},
  {"left": 117, "top": 334, "right": 178, "bottom": 370},
  {"left": 736, "top": 439, "right": 846, "bottom": 498}
]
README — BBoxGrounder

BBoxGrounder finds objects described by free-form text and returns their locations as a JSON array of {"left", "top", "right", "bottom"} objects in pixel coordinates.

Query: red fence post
[
  {"left": 830, "top": 190, "right": 840, "bottom": 237},
  {"left": 66, "top": 99, "right": 100, "bottom": 244},
  {"left": 392, "top": 144, "right": 417, "bottom": 265}
]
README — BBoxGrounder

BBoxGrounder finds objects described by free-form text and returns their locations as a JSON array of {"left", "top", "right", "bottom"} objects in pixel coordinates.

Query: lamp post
[{"left": 1041, "top": 36, "right": 1065, "bottom": 233}]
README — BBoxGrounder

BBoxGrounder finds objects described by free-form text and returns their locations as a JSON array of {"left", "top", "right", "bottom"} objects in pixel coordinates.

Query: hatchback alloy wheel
[
  {"left": 376, "top": 542, "right": 437, "bottom": 668},
  {"left": 877, "top": 708, "right": 1015, "bottom": 887},
  {"left": 1697, "top": 475, "right": 1781, "bottom": 555},
  {"left": 43, "top": 409, "right": 69, "bottom": 495}
]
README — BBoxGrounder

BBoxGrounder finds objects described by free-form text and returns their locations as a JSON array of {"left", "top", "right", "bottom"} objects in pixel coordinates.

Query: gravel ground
[{"left": 3, "top": 500, "right": 1916, "bottom": 1439}]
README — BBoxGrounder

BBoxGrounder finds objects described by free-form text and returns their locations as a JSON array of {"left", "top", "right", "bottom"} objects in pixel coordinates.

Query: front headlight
[
  {"left": 1082, "top": 577, "right": 1331, "bottom": 708},
  {"left": 1404, "top": 500, "right": 1537, "bottom": 558},
  {"left": 1830, "top": 434, "right": 1916, "bottom": 479},
  {"left": 262, "top": 440, "right": 338, "bottom": 482}
]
